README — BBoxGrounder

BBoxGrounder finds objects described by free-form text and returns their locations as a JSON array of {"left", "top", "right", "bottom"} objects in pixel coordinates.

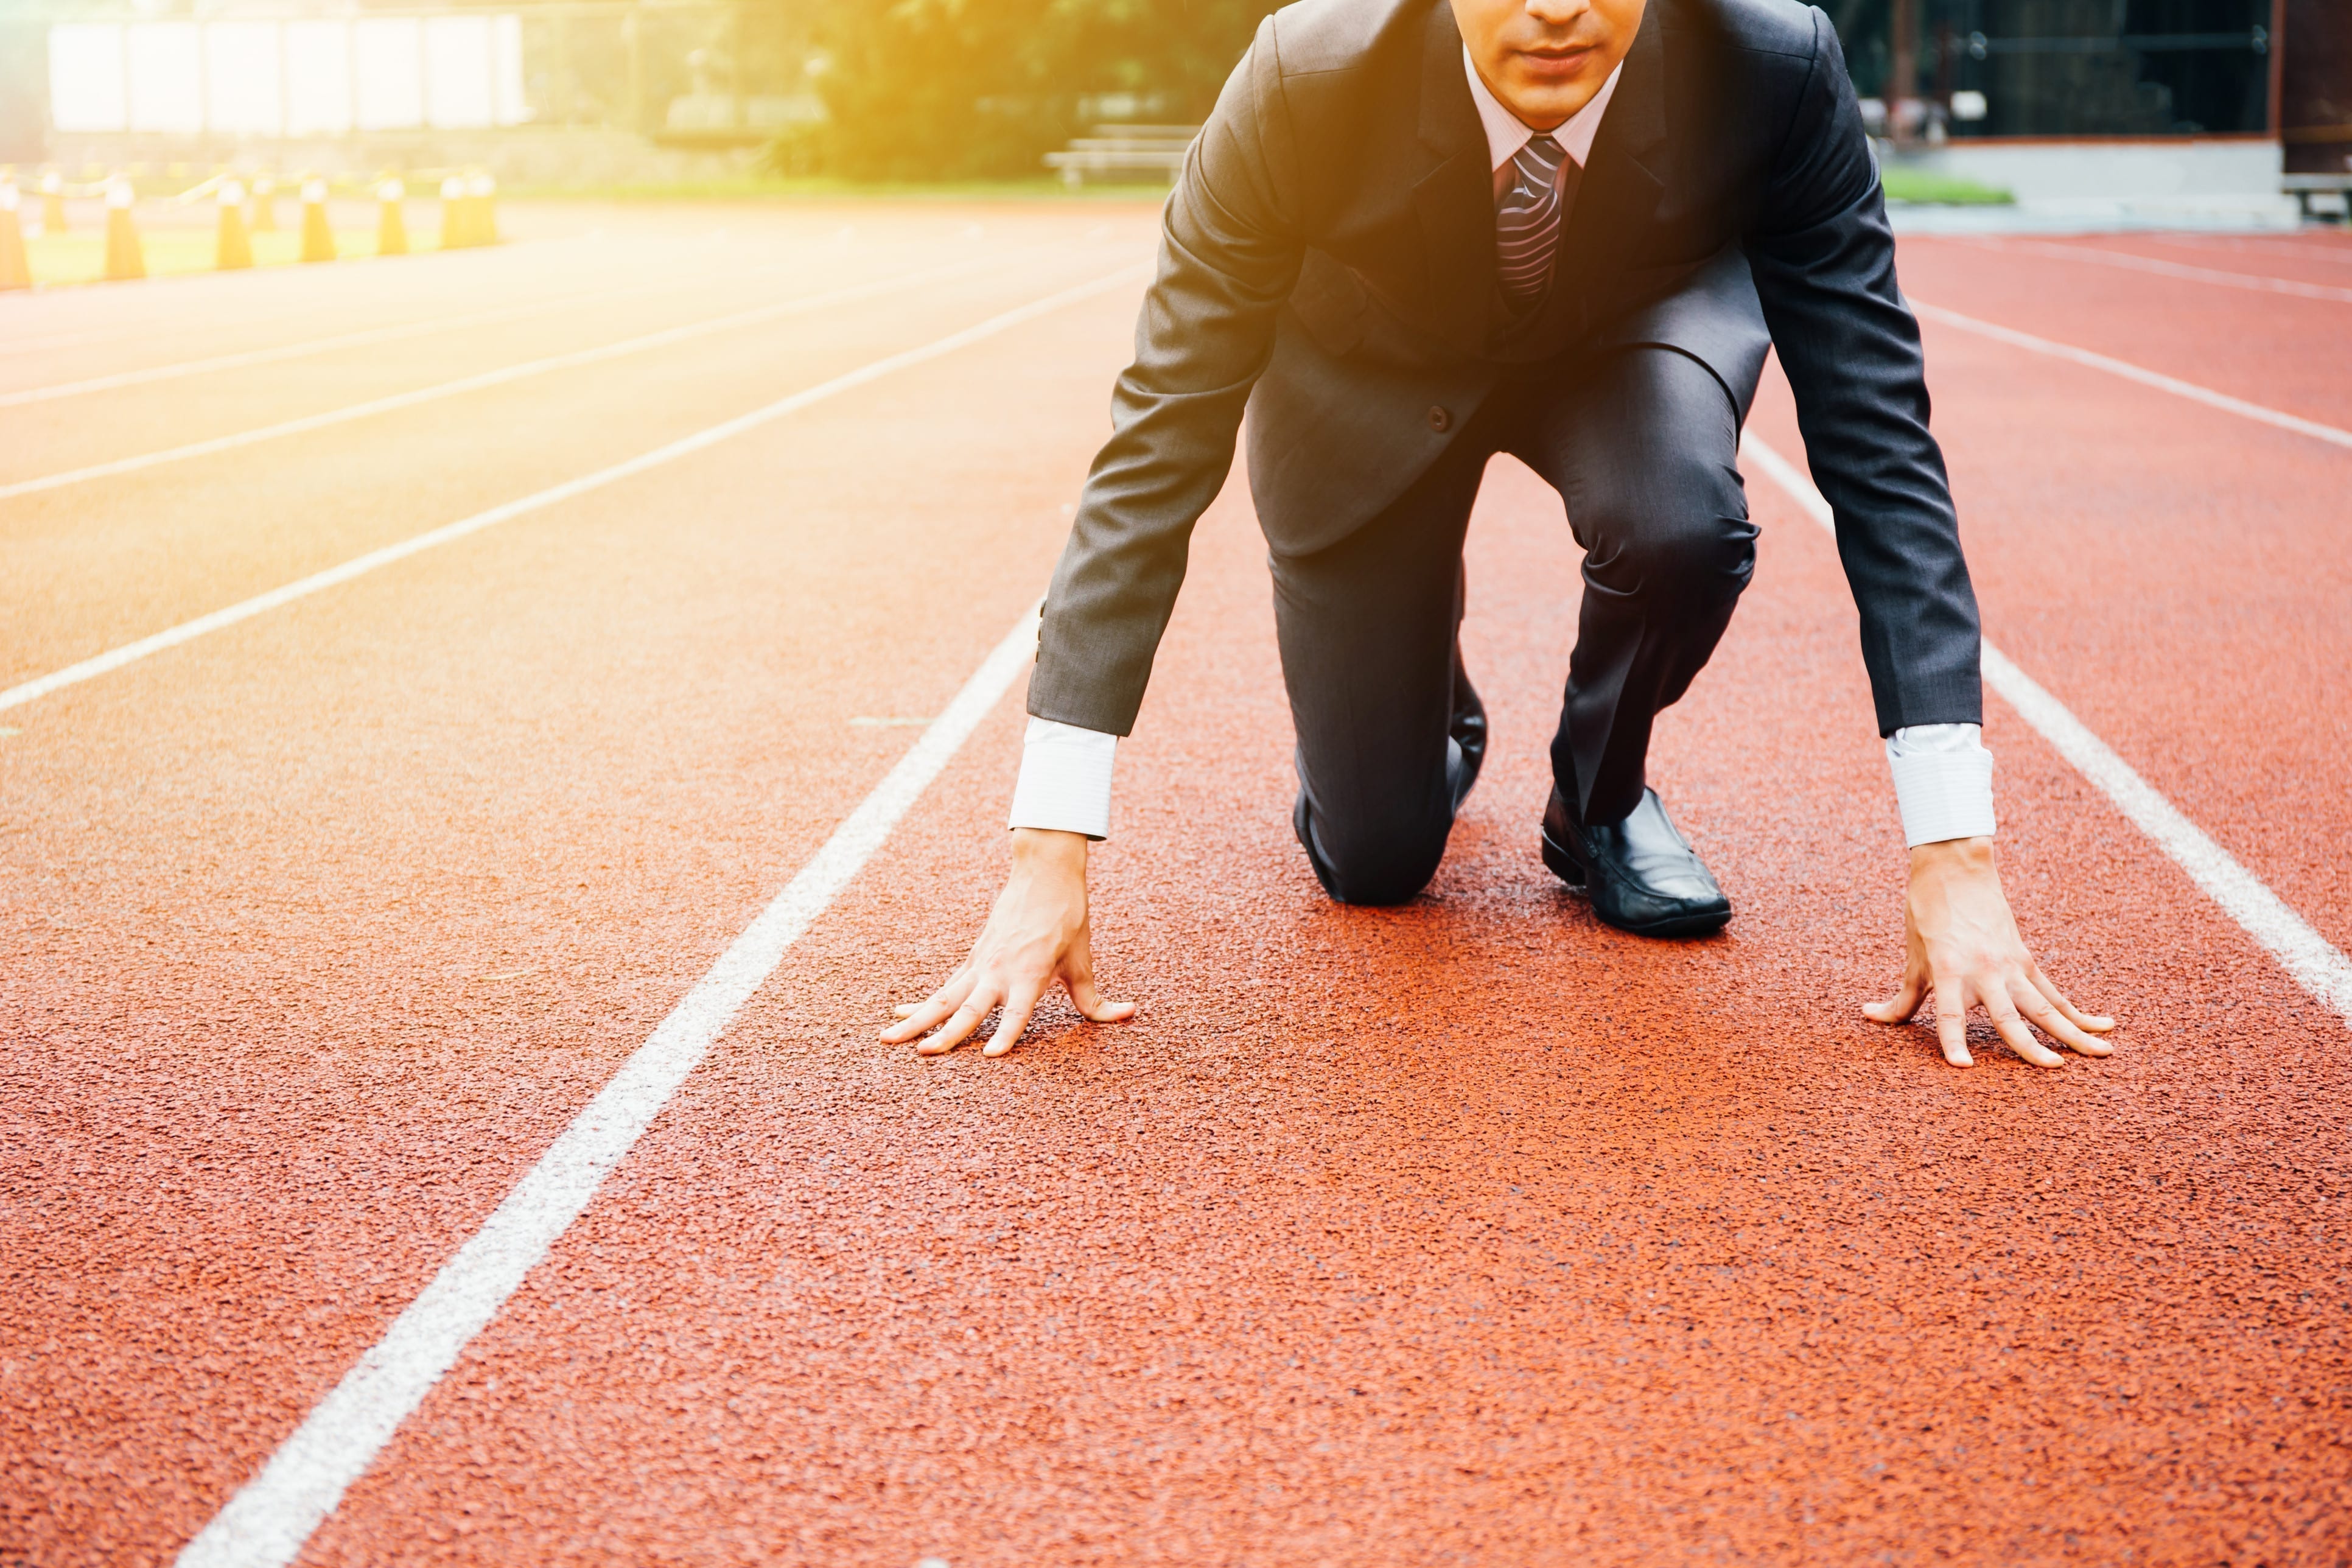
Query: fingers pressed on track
[
  {"left": 1982, "top": 987, "right": 2067, "bottom": 1068},
  {"left": 1931, "top": 977, "right": 1974, "bottom": 1068},
  {"left": 2031, "top": 964, "right": 2116, "bottom": 1034},
  {"left": 1069, "top": 968, "right": 1138, "bottom": 1024},
  {"left": 884, "top": 971, "right": 978, "bottom": 1045},
  {"left": 984, "top": 978, "right": 1049, "bottom": 1057},
  {"left": 2013, "top": 982, "right": 2112, "bottom": 1056},
  {"left": 1863, "top": 971, "right": 1927, "bottom": 1026},
  {"left": 919, "top": 995, "right": 999, "bottom": 1057}
]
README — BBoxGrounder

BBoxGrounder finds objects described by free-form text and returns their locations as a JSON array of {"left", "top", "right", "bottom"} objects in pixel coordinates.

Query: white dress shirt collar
[{"left": 1462, "top": 45, "right": 1622, "bottom": 173}]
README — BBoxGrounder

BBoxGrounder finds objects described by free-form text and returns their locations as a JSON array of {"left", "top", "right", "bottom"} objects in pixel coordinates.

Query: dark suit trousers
[{"left": 1276, "top": 344, "right": 1755, "bottom": 906}]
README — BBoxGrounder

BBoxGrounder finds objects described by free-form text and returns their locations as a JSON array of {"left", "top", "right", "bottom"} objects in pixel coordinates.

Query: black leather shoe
[
  {"left": 1447, "top": 671, "right": 1487, "bottom": 814},
  {"left": 1539, "top": 785, "right": 1731, "bottom": 937}
]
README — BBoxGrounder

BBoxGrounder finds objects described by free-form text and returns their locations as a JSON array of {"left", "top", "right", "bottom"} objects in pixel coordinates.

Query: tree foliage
[{"left": 777, "top": 0, "right": 1278, "bottom": 180}]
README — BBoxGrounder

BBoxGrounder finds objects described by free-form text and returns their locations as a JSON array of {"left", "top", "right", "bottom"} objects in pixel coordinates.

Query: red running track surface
[{"left": 2, "top": 209, "right": 2347, "bottom": 1566}]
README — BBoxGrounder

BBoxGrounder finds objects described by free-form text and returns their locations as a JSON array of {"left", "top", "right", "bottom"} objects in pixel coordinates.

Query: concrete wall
[
  {"left": 1892, "top": 136, "right": 2281, "bottom": 201},
  {"left": 1884, "top": 136, "right": 2298, "bottom": 228}
]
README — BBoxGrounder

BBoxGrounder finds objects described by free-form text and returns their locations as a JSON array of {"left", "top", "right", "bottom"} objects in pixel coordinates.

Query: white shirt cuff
[
  {"left": 1009, "top": 718, "right": 1118, "bottom": 839},
  {"left": 1886, "top": 723, "right": 1997, "bottom": 847}
]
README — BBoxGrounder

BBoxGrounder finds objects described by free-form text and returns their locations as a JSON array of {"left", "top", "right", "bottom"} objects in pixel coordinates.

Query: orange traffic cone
[
  {"left": 439, "top": 174, "right": 468, "bottom": 249},
  {"left": 299, "top": 175, "right": 334, "bottom": 262},
  {"left": 216, "top": 178, "right": 253, "bottom": 270},
  {"left": 376, "top": 176, "right": 407, "bottom": 256},
  {"left": 40, "top": 169, "right": 66, "bottom": 234},
  {"left": 250, "top": 174, "right": 277, "bottom": 232},
  {"left": 103, "top": 174, "right": 145, "bottom": 281},
  {"left": 467, "top": 170, "right": 498, "bottom": 245},
  {"left": 0, "top": 172, "right": 30, "bottom": 290}
]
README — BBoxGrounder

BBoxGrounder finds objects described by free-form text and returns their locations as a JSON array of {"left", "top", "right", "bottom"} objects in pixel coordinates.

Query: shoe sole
[
  {"left": 1538, "top": 828, "right": 1588, "bottom": 891},
  {"left": 1539, "top": 828, "right": 1731, "bottom": 939}
]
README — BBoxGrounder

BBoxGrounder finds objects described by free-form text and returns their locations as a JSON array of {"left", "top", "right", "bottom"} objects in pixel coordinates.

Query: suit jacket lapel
[
  {"left": 1410, "top": 1, "right": 1497, "bottom": 353},
  {"left": 1534, "top": 0, "right": 1669, "bottom": 344}
]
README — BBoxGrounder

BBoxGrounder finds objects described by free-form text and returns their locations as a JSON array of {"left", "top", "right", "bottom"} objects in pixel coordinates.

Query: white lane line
[
  {"left": 0, "top": 250, "right": 1026, "bottom": 502},
  {"left": 2135, "top": 233, "right": 2352, "bottom": 268},
  {"left": 1909, "top": 300, "right": 2352, "bottom": 453},
  {"left": 0, "top": 253, "right": 747, "bottom": 410},
  {"left": 0, "top": 263, "right": 1146, "bottom": 714},
  {"left": 174, "top": 601, "right": 1045, "bottom": 1568},
  {"left": 1967, "top": 237, "right": 2352, "bottom": 305},
  {"left": 1740, "top": 431, "right": 2352, "bottom": 1029}
]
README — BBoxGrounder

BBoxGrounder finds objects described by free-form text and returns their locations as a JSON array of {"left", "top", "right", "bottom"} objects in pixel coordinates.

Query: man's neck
[{"left": 1463, "top": 45, "right": 1623, "bottom": 173}]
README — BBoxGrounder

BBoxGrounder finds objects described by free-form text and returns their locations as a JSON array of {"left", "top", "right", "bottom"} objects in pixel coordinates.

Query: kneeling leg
[{"left": 1514, "top": 347, "right": 1756, "bottom": 823}]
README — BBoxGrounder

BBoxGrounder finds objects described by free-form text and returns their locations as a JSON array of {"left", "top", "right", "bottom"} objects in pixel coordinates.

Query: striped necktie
[{"left": 1496, "top": 131, "right": 1573, "bottom": 316}]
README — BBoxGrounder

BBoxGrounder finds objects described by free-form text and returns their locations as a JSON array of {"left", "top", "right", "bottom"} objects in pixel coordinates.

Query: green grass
[
  {"left": 24, "top": 228, "right": 451, "bottom": 287},
  {"left": 1880, "top": 167, "right": 2014, "bottom": 206},
  {"left": 517, "top": 168, "right": 2015, "bottom": 209}
]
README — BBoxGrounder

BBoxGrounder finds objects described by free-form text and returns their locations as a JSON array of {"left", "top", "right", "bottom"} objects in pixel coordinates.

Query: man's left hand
[{"left": 1864, "top": 836, "right": 2116, "bottom": 1068}]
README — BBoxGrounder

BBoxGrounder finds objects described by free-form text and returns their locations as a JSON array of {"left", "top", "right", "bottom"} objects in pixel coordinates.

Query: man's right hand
[{"left": 880, "top": 827, "right": 1136, "bottom": 1058}]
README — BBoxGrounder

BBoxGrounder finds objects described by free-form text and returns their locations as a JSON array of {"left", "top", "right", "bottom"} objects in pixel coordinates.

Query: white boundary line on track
[
  {"left": 0, "top": 251, "right": 743, "bottom": 410},
  {"left": 1741, "top": 431, "right": 2352, "bottom": 1029},
  {"left": 2131, "top": 233, "right": 2352, "bottom": 265},
  {"left": 0, "top": 263, "right": 1147, "bottom": 714},
  {"left": 174, "top": 600, "right": 1045, "bottom": 1568},
  {"left": 1909, "top": 299, "right": 2352, "bottom": 453},
  {"left": 0, "top": 250, "right": 1033, "bottom": 501},
  {"left": 1968, "top": 237, "right": 2352, "bottom": 305}
]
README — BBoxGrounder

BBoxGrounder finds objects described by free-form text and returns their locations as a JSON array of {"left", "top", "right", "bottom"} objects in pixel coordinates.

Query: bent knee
[
  {"left": 1584, "top": 483, "right": 1756, "bottom": 605},
  {"left": 1302, "top": 805, "right": 1450, "bottom": 906}
]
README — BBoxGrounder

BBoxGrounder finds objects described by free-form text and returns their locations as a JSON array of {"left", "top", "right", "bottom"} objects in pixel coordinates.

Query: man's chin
[{"left": 1497, "top": 77, "right": 1601, "bottom": 130}]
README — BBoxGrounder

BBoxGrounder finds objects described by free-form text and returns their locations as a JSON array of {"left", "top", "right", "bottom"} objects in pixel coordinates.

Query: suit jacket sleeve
[
  {"left": 1026, "top": 20, "right": 1307, "bottom": 737},
  {"left": 1746, "top": 8, "right": 1984, "bottom": 736}
]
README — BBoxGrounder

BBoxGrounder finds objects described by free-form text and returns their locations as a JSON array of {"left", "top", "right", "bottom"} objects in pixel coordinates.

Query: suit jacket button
[{"left": 1427, "top": 405, "right": 1452, "bottom": 433}]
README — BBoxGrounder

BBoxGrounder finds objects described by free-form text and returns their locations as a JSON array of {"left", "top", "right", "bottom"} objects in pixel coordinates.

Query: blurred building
[
  {"left": 1834, "top": 0, "right": 2346, "bottom": 219},
  {"left": 2278, "top": 0, "right": 2350, "bottom": 201},
  {"left": 1839, "top": 0, "right": 2274, "bottom": 138},
  {"left": 15, "top": 0, "right": 827, "bottom": 183},
  {"left": 0, "top": 21, "right": 47, "bottom": 164},
  {"left": 8, "top": 0, "right": 2347, "bottom": 214}
]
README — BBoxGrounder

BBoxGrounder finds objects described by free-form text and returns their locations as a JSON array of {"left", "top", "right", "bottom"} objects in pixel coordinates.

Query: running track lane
[
  {"left": 0, "top": 223, "right": 1159, "bottom": 1567},
  {"left": 5, "top": 216, "right": 2347, "bottom": 1564},
  {"left": 1964, "top": 229, "right": 2352, "bottom": 296},
  {"left": 0, "top": 256, "right": 964, "bottom": 491},
  {"left": 1746, "top": 231, "right": 2352, "bottom": 959},
  {"left": 0, "top": 225, "right": 1041, "bottom": 488},
  {"left": 1893, "top": 232, "right": 2352, "bottom": 430},
  {"left": 285, "top": 434, "right": 2348, "bottom": 1564},
  {"left": 0, "top": 215, "right": 629, "bottom": 380},
  {"left": 0, "top": 204, "right": 989, "bottom": 387},
  {"left": 1, "top": 227, "right": 1155, "bottom": 688},
  {"left": 216, "top": 230, "right": 2352, "bottom": 1561}
]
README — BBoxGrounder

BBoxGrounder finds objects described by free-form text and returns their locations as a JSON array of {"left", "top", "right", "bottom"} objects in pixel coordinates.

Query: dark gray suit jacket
[{"left": 1029, "top": 0, "right": 1982, "bottom": 741}]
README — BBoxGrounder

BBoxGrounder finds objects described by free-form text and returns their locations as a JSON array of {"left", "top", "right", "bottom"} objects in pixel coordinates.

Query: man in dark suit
[{"left": 884, "top": 0, "right": 2116, "bottom": 1069}]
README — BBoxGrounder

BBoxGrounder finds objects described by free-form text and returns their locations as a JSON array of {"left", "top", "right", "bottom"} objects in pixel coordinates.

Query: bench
[
  {"left": 1045, "top": 125, "right": 1199, "bottom": 189},
  {"left": 2283, "top": 172, "right": 2352, "bottom": 222}
]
